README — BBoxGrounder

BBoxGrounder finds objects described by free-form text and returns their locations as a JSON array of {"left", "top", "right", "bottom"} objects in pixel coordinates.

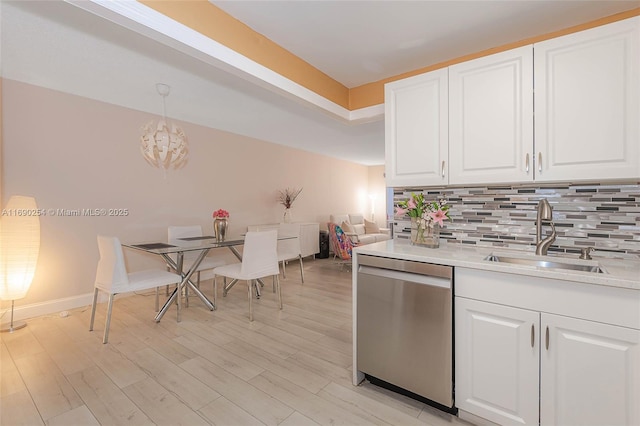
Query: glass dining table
[
  {"left": 123, "top": 233, "right": 293, "bottom": 322},
  {"left": 123, "top": 235, "right": 247, "bottom": 322}
]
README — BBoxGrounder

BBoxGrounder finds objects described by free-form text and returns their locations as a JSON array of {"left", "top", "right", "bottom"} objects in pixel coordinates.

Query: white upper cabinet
[
  {"left": 449, "top": 46, "right": 534, "bottom": 184},
  {"left": 385, "top": 69, "right": 448, "bottom": 187},
  {"left": 384, "top": 17, "right": 639, "bottom": 187},
  {"left": 534, "top": 17, "right": 640, "bottom": 182}
]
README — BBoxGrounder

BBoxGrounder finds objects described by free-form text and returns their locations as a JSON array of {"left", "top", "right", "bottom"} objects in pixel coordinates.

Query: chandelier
[{"left": 140, "top": 83, "right": 188, "bottom": 171}]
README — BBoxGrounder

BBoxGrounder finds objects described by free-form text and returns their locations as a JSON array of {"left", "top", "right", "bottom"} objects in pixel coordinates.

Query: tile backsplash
[{"left": 393, "top": 182, "right": 640, "bottom": 259}]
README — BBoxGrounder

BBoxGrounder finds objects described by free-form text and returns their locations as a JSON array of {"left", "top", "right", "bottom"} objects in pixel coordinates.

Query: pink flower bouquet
[{"left": 212, "top": 209, "right": 230, "bottom": 219}]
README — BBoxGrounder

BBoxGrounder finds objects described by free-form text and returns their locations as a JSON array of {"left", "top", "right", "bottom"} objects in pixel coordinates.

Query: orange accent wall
[
  {"left": 140, "top": 0, "right": 350, "bottom": 109},
  {"left": 140, "top": 2, "right": 639, "bottom": 111}
]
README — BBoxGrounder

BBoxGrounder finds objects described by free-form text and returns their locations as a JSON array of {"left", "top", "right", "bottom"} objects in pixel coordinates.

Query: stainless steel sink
[{"left": 484, "top": 254, "right": 607, "bottom": 274}]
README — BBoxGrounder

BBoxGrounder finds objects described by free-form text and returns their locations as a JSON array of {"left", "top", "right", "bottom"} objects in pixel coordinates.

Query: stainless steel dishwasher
[{"left": 357, "top": 254, "right": 454, "bottom": 410}]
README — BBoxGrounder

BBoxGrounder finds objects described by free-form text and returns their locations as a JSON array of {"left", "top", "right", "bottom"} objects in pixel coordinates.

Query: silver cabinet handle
[
  {"left": 545, "top": 326, "right": 549, "bottom": 350},
  {"left": 441, "top": 161, "right": 445, "bottom": 178},
  {"left": 525, "top": 153, "right": 530, "bottom": 173},
  {"left": 531, "top": 324, "right": 535, "bottom": 348},
  {"left": 538, "top": 152, "right": 542, "bottom": 173}
]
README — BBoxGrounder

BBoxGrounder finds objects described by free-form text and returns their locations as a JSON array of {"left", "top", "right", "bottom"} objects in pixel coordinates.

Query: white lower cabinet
[
  {"left": 455, "top": 298, "right": 539, "bottom": 425},
  {"left": 540, "top": 313, "right": 640, "bottom": 426},
  {"left": 455, "top": 268, "right": 640, "bottom": 425}
]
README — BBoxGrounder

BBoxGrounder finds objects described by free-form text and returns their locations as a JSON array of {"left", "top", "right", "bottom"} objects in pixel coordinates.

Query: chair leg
[
  {"left": 248, "top": 280, "right": 253, "bottom": 322},
  {"left": 282, "top": 260, "right": 287, "bottom": 279},
  {"left": 89, "top": 287, "right": 99, "bottom": 331},
  {"left": 103, "top": 293, "right": 115, "bottom": 344},
  {"left": 184, "top": 280, "right": 189, "bottom": 308},
  {"left": 212, "top": 276, "right": 217, "bottom": 309},
  {"left": 299, "top": 255, "right": 305, "bottom": 284},
  {"left": 276, "top": 275, "right": 282, "bottom": 310},
  {"left": 155, "top": 287, "right": 159, "bottom": 312}
]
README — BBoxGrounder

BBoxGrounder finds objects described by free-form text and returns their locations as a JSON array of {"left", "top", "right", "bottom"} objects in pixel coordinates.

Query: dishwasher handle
[
  {"left": 357, "top": 254, "right": 452, "bottom": 279},
  {"left": 358, "top": 265, "right": 451, "bottom": 289}
]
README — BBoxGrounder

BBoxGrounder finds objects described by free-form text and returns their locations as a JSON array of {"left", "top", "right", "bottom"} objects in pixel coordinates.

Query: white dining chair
[
  {"left": 89, "top": 235, "right": 182, "bottom": 344},
  {"left": 168, "top": 225, "right": 228, "bottom": 306},
  {"left": 277, "top": 223, "right": 304, "bottom": 284},
  {"left": 213, "top": 230, "right": 280, "bottom": 321}
]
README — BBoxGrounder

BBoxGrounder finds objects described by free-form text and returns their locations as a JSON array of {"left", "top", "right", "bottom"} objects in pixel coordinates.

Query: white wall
[
  {"left": 1, "top": 79, "right": 377, "bottom": 318},
  {"left": 368, "top": 165, "right": 387, "bottom": 227}
]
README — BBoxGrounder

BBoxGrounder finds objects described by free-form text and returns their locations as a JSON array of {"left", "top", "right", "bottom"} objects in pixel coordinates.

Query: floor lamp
[{"left": 0, "top": 196, "right": 41, "bottom": 333}]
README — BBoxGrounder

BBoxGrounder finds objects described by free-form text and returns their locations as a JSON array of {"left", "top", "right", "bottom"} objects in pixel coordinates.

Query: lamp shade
[{"left": 0, "top": 196, "right": 41, "bottom": 300}]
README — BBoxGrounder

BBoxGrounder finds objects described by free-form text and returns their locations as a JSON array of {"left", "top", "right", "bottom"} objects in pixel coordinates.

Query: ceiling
[
  {"left": 1, "top": 1, "right": 638, "bottom": 166},
  {"left": 212, "top": 0, "right": 640, "bottom": 88}
]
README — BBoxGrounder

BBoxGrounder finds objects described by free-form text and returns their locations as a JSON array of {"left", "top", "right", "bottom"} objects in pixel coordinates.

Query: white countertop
[{"left": 353, "top": 240, "right": 640, "bottom": 290}]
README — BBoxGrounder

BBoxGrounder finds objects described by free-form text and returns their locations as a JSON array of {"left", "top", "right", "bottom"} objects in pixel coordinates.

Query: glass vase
[
  {"left": 283, "top": 208, "right": 292, "bottom": 223},
  {"left": 410, "top": 217, "right": 440, "bottom": 248},
  {"left": 213, "top": 217, "right": 228, "bottom": 242}
]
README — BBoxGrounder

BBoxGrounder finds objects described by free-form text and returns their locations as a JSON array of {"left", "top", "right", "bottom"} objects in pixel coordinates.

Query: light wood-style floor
[{"left": 1, "top": 258, "right": 470, "bottom": 426}]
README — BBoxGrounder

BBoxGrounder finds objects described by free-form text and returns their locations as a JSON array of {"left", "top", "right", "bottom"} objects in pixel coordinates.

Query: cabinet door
[
  {"left": 449, "top": 46, "right": 534, "bottom": 184},
  {"left": 299, "top": 223, "right": 319, "bottom": 257},
  {"left": 385, "top": 69, "right": 448, "bottom": 187},
  {"left": 534, "top": 17, "right": 640, "bottom": 182},
  {"left": 541, "top": 313, "right": 640, "bottom": 426},
  {"left": 455, "top": 297, "right": 540, "bottom": 425}
]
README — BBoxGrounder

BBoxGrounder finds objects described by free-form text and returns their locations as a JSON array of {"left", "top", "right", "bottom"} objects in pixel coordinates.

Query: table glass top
[
  {"left": 123, "top": 234, "right": 295, "bottom": 254},
  {"left": 123, "top": 235, "right": 247, "bottom": 254}
]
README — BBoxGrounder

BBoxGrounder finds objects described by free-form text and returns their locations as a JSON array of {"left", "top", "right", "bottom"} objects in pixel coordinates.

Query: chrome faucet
[{"left": 535, "top": 199, "right": 556, "bottom": 255}]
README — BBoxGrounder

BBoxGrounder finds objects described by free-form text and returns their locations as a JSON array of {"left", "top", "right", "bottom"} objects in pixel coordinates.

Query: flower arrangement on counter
[
  {"left": 212, "top": 209, "right": 230, "bottom": 219},
  {"left": 277, "top": 187, "right": 303, "bottom": 209},
  {"left": 396, "top": 193, "right": 451, "bottom": 247},
  {"left": 395, "top": 193, "right": 451, "bottom": 227}
]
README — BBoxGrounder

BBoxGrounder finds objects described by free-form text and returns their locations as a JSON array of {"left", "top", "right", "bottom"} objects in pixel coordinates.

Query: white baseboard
[{"left": 0, "top": 292, "right": 104, "bottom": 322}]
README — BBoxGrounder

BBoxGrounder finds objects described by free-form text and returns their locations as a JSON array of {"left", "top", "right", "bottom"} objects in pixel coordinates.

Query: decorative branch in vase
[
  {"left": 395, "top": 194, "right": 451, "bottom": 248},
  {"left": 277, "top": 187, "right": 302, "bottom": 223}
]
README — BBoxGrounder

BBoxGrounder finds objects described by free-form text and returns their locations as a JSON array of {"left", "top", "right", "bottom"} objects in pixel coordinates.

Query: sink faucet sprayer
[{"left": 535, "top": 199, "right": 556, "bottom": 255}]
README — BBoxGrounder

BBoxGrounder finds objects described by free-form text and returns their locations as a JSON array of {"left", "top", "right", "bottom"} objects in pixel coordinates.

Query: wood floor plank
[
  {"left": 66, "top": 365, "right": 154, "bottom": 425},
  {"left": 286, "top": 350, "right": 353, "bottom": 388},
  {"left": 28, "top": 316, "right": 95, "bottom": 376},
  {"left": 234, "top": 306, "right": 326, "bottom": 343},
  {"left": 174, "top": 331, "right": 265, "bottom": 382},
  {"left": 1, "top": 340, "right": 27, "bottom": 397},
  {"left": 249, "top": 371, "right": 379, "bottom": 425},
  {"left": 114, "top": 310, "right": 199, "bottom": 365},
  {"left": 0, "top": 388, "right": 44, "bottom": 425},
  {"left": 198, "top": 396, "right": 265, "bottom": 426},
  {"left": 180, "top": 356, "right": 294, "bottom": 426},
  {"left": 210, "top": 320, "right": 299, "bottom": 360},
  {"left": 353, "top": 380, "right": 429, "bottom": 419},
  {"left": 278, "top": 411, "right": 320, "bottom": 426},
  {"left": 13, "top": 351, "right": 84, "bottom": 421},
  {"left": 126, "top": 347, "right": 220, "bottom": 411},
  {"left": 45, "top": 405, "right": 100, "bottom": 426},
  {"left": 122, "top": 376, "right": 210, "bottom": 425},
  {"left": 1, "top": 325, "right": 46, "bottom": 360},
  {"left": 318, "top": 381, "right": 428, "bottom": 426},
  {"left": 77, "top": 340, "right": 149, "bottom": 389},
  {"left": 223, "top": 340, "right": 330, "bottom": 394}
]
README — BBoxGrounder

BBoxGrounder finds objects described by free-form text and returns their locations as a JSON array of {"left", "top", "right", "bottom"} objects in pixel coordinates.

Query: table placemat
[{"left": 132, "top": 242, "right": 177, "bottom": 250}]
